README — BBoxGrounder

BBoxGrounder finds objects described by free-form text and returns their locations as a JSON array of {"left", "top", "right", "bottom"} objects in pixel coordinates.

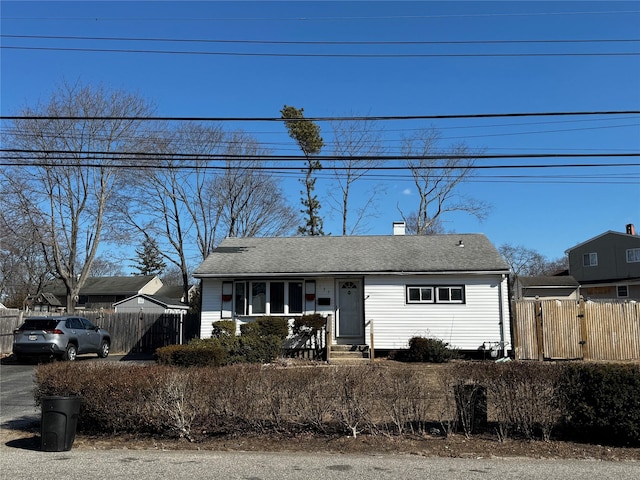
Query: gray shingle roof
[
  {"left": 194, "top": 234, "right": 509, "bottom": 277},
  {"left": 48, "top": 275, "right": 158, "bottom": 296},
  {"left": 519, "top": 275, "right": 579, "bottom": 287}
]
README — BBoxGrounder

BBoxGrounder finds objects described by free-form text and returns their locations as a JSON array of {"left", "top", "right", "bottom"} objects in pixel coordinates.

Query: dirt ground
[{"left": 3, "top": 425, "right": 639, "bottom": 461}]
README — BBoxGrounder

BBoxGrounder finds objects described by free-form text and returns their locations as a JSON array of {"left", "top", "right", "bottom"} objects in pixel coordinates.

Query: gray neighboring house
[
  {"left": 565, "top": 224, "right": 640, "bottom": 301},
  {"left": 31, "top": 275, "right": 163, "bottom": 312},
  {"left": 514, "top": 275, "right": 580, "bottom": 300},
  {"left": 113, "top": 285, "right": 191, "bottom": 314},
  {"left": 28, "top": 292, "right": 64, "bottom": 313},
  {"left": 194, "top": 224, "right": 511, "bottom": 354}
]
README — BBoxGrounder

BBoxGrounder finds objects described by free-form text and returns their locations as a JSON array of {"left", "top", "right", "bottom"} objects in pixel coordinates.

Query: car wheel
[
  {"left": 64, "top": 343, "right": 78, "bottom": 361},
  {"left": 98, "top": 340, "right": 110, "bottom": 358}
]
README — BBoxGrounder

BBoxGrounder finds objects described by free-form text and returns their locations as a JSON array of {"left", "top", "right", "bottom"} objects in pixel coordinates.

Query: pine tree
[
  {"left": 281, "top": 105, "right": 325, "bottom": 236},
  {"left": 131, "top": 236, "right": 166, "bottom": 276}
]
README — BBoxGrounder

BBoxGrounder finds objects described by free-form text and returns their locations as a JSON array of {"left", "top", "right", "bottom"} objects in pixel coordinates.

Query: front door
[{"left": 336, "top": 279, "right": 364, "bottom": 343}]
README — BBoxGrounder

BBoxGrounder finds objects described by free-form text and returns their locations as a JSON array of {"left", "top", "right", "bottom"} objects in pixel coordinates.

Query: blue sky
[{"left": 2, "top": 1, "right": 639, "bottom": 265}]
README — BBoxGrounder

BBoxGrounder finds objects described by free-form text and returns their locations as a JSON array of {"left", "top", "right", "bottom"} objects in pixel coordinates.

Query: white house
[{"left": 193, "top": 225, "right": 511, "bottom": 355}]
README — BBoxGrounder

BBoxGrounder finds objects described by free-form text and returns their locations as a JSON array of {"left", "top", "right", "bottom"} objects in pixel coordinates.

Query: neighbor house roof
[
  {"left": 518, "top": 275, "right": 580, "bottom": 288},
  {"left": 113, "top": 293, "right": 188, "bottom": 310},
  {"left": 194, "top": 234, "right": 510, "bottom": 278},
  {"left": 565, "top": 230, "right": 640, "bottom": 254},
  {"left": 48, "top": 275, "right": 158, "bottom": 296}
]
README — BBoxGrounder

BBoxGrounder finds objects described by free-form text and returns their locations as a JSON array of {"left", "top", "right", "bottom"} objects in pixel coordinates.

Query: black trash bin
[{"left": 41, "top": 395, "right": 81, "bottom": 452}]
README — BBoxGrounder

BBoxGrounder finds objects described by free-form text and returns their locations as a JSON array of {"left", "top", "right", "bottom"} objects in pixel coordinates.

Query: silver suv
[{"left": 13, "top": 316, "right": 111, "bottom": 361}]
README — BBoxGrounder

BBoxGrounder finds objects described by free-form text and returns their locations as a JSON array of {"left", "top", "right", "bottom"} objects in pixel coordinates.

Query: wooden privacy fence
[
  {"left": 0, "top": 310, "right": 201, "bottom": 355},
  {"left": 512, "top": 299, "right": 640, "bottom": 361},
  {"left": 0, "top": 309, "right": 23, "bottom": 355}
]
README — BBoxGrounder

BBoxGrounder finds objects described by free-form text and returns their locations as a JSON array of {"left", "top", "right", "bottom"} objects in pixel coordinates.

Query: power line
[
  {"left": 4, "top": 111, "right": 639, "bottom": 122},
  {"left": 4, "top": 34, "right": 639, "bottom": 46},
  {"left": 4, "top": 11, "right": 639, "bottom": 21},
  {"left": 3, "top": 148, "right": 639, "bottom": 161},
  {"left": 3, "top": 45, "right": 637, "bottom": 58}
]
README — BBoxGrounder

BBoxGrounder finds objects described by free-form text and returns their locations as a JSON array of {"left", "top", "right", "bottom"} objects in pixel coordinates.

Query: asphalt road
[
  {"left": 1, "top": 446, "right": 639, "bottom": 480},
  {"left": 1, "top": 355, "right": 638, "bottom": 479}
]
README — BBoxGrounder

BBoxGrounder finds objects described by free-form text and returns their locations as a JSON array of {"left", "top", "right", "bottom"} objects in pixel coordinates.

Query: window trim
[
  {"left": 583, "top": 252, "right": 598, "bottom": 267},
  {"left": 406, "top": 286, "right": 434, "bottom": 304},
  {"left": 626, "top": 248, "right": 640, "bottom": 263},
  {"left": 617, "top": 285, "right": 629, "bottom": 298},
  {"left": 406, "top": 285, "right": 465, "bottom": 305},
  {"left": 436, "top": 286, "right": 465, "bottom": 304}
]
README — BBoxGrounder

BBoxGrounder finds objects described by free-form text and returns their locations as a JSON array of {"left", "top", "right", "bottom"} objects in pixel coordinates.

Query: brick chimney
[{"left": 626, "top": 224, "right": 636, "bottom": 236}]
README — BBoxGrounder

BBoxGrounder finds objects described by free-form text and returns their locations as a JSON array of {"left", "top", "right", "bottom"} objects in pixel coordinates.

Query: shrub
[
  {"left": 559, "top": 363, "right": 640, "bottom": 446},
  {"left": 156, "top": 341, "right": 227, "bottom": 367},
  {"left": 211, "top": 320, "right": 236, "bottom": 338},
  {"left": 403, "top": 336, "right": 458, "bottom": 363},
  {"left": 240, "top": 316, "right": 289, "bottom": 339},
  {"left": 293, "top": 313, "right": 326, "bottom": 333},
  {"left": 228, "top": 335, "right": 283, "bottom": 365}
]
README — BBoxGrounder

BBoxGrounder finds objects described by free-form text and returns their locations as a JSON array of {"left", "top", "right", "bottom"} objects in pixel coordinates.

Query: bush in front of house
[
  {"left": 211, "top": 320, "right": 236, "bottom": 338},
  {"left": 402, "top": 336, "right": 459, "bottom": 363},
  {"left": 157, "top": 316, "right": 286, "bottom": 367},
  {"left": 292, "top": 313, "right": 326, "bottom": 334},
  {"left": 240, "top": 316, "right": 289, "bottom": 339},
  {"left": 156, "top": 341, "right": 227, "bottom": 367},
  {"left": 558, "top": 363, "right": 640, "bottom": 446}
]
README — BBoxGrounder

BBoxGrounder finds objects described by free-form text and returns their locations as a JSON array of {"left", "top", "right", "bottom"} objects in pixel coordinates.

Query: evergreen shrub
[
  {"left": 404, "top": 336, "right": 459, "bottom": 363},
  {"left": 559, "top": 363, "right": 640, "bottom": 446}
]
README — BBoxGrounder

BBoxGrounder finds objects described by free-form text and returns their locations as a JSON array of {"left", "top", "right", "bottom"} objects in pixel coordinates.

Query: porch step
[{"left": 328, "top": 345, "right": 371, "bottom": 364}]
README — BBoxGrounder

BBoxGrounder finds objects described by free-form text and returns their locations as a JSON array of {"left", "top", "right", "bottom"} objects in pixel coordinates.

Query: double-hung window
[
  {"left": 234, "top": 280, "right": 304, "bottom": 315},
  {"left": 626, "top": 248, "right": 640, "bottom": 263},
  {"left": 583, "top": 252, "right": 598, "bottom": 267}
]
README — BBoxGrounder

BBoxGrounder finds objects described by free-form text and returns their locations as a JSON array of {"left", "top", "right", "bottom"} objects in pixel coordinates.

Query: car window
[
  {"left": 81, "top": 318, "right": 96, "bottom": 330},
  {"left": 66, "top": 318, "right": 84, "bottom": 329},
  {"left": 19, "top": 319, "right": 59, "bottom": 331}
]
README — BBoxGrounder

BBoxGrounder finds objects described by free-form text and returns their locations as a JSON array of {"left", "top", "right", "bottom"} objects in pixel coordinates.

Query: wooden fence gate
[{"left": 512, "top": 299, "right": 640, "bottom": 361}]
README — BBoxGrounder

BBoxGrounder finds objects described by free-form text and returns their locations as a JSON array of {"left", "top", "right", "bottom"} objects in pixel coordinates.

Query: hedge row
[
  {"left": 156, "top": 317, "right": 289, "bottom": 366},
  {"left": 34, "top": 361, "right": 640, "bottom": 445}
]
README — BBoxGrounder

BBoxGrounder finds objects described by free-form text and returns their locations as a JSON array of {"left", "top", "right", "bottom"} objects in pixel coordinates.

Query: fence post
[
  {"left": 578, "top": 296, "right": 588, "bottom": 360},
  {"left": 535, "top": 300, "right": 544, "bottom": 361},
  {"left": 325, "top": 314, "right": 333, "bottom": 363},
  {"left": 510, "top": 300, "right": 520, "bottom": 360},
  {"left": 369, "top": 318, "right": 375, "bottom": 362}
]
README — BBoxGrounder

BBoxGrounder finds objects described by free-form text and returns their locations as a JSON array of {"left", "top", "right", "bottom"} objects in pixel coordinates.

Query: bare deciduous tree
[
  {"left": 124, "top": 124, "right": 296, "bottom": 302},
  {"left": 0, "top": 206, "right": 55, "bottom": 308},
  {"left": 498, "top": 243, "right": 569, "bottom": 295},
  {"left": 210, "top": 158, "right": 298, "bottom": 239},
  {"left": 400, "top": 128, "right": 490, "bottom": 235},
  {"left": 329, "top": 116, "right": 387, "bottom": 235},
  {"left": 2, "top": 81, "right": 155, "bottom": 311}
]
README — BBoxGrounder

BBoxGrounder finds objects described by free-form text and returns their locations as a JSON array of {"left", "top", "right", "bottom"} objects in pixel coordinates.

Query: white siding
[
  {"left": 200, "top": 274, "right": 511, "bottom": 352},
  {"left": 200, "top": 277, "right": 336, "bottom": 339},
  {"left": 200, "top": 278, "right": 223, "bottom": 338},
  {"left": 364, "top": 274, "right": 510, "bottom": 351},
  {"left": 314, "top": 277, "right": 335, "bottom": 316}
]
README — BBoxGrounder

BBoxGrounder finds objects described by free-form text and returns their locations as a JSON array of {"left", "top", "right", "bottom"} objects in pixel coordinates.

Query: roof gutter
[{"left": 194, "top": 269, "right": 511, "bottom": 279}]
